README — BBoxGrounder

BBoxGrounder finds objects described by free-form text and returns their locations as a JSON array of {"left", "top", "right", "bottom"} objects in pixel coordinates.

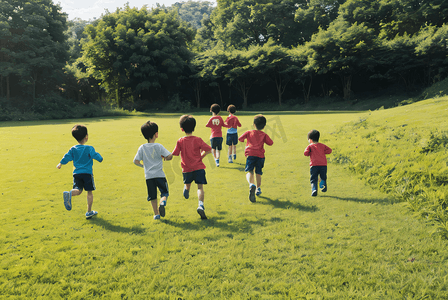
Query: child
[
  {"left": 225, "top": 104, "right": 242, "bottom": 163},
  {"left": 172, "top": 115, "right": 212, "bottom": 219},
  {"left": 238, "top": 115, "right": 274, "bottom": 203},
  {"left": 133, "top": 121, "right": 173, "bottom": 220},
  {"left": 57, "top": 124, "right": 103, "bottom": 219},
  {"left": 304, "top": 129, "right": 332, "bottom": 197},
  {"left": 206, "top": 103, "right": 226, "bottom": 167}
]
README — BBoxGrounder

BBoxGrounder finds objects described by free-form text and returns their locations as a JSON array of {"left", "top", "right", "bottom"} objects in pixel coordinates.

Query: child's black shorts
[
  {"left": 210, "top": 137, "right": 223, "bottom": 150},
  {"left": 226, "top": 133, "right": 238, "bottom": 146},
  {"left": 183, "top": 169, "right": 207, "bottom": 185},
  {"left": 73, "top": 173, "right": 96, "bottom": 191},
  {"left": 146, "top": 177, "right": 169, "bottom": 201}
]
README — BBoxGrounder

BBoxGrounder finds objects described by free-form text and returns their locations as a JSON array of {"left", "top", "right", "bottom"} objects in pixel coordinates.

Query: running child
[
  {"left": 172, "top": 115, "right": 212, "bottom": 219},
  {"left": 133, "top": 121, "right": 173, "bottom": 220},
  {"left": 57, "top": 124, "right": 103, "bottom": 219},
  {"left": 238, "top": 115, "right": 274, "bottom": 203},
  {"left": 206, "top": 103, "right": 226, "bottom": 167},
  {"left": 304, "top": 129, "right": 332, "bottom": 197},
  {"left": 225, "top": 104, "right": 242, "bottom": 163}
]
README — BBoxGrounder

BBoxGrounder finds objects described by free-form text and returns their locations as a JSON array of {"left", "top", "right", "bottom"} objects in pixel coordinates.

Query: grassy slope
[{"left": 0, "top": 108, "right": 447, "bottom": 299}]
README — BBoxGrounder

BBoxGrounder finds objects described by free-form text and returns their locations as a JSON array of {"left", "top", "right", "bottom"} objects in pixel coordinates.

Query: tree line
[{"left": 1, "top": 0, "right": 448, "bottom": 113}]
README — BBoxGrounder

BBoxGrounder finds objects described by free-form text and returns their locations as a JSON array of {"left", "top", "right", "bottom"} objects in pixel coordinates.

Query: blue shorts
[
  {"left": 210, "top": 137, "right": 223, "bottom": 150},
  {"left": 73, "top": 173, "right": 96, "bottom": 191},
  {"left": 226, "top": 133, "right": 238, "bottom": 146},
  {"left": 244, "top": 156, "right": 265, "bottom": 175},
  {"left": 146, "top": 177, "right": 169, "bottom": 201},
  {"left": 183, "top": 169, "right": 207, "bottom": 185}
]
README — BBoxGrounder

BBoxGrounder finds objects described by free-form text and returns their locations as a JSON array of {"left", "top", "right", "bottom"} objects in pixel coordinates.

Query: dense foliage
[{"left": 2, "top": 0, "right": 448, "bottom": 114}]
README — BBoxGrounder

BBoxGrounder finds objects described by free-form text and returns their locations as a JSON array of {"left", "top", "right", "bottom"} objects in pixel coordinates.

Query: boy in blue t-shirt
[{"left": 57, "top": 124, "right": 103, "bottom": 219}]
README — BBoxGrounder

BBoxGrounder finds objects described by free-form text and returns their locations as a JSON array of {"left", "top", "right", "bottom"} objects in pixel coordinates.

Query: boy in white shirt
[{"left": 134, "top": 121, "right": 173, "bottom": 220}]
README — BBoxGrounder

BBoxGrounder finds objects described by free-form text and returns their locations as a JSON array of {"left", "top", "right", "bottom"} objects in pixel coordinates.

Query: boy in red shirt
[
  {"left": 238, "top": 115, "right": 274, "bottom": 203},
  {"left": 304, "top": 129, "right": 332, "bottom": 197},
  {"left": 206, "top": 103, "right": 226, "bottom": 167},
  {"left": 172, "top": 115, "right": 212, "bottom": 219},
  {"left": 225, "top": 104, "right": 242, "bottom": 163}
]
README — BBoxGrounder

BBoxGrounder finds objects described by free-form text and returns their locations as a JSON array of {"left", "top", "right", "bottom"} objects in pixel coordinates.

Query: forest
[{"left": 1, "top": 0, "right": 448, "bottom": 118}]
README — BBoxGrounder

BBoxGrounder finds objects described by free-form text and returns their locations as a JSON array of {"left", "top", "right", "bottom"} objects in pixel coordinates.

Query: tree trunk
[
  {"left": 6, "top": 75, "right": 10, "bottom": 102},
  {"left": 302, "top": 75, "right": 313, "bottom": 103},
  {"left": 341, "top": 75, "right": 352, "bottom": 100}
]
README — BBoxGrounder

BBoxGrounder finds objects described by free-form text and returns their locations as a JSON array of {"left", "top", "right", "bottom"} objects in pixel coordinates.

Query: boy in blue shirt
[{"left": 57, "top": 125, "right": 103, "bottom": 219}]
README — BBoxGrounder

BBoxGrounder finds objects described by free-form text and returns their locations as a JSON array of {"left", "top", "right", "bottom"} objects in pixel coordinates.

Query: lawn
[{"left": 1, "top": 108, "right": 447, "bottom": 299}]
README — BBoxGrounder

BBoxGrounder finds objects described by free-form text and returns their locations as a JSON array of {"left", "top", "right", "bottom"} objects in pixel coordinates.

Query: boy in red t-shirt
[
  {"left": 206, "top": 103, "right": 226, "bottom": 167},
  {"left": 304, "top": 129, "right": 332, "bottom": 197},
  {"left": 172, "top": 115, "right": 212, "bottom": 219},
  {"left": 238, "top": 115, "right": 274, "bottom": 203},
  {"left": 225, "top": 104, "right": 242, "bottom": 163}
]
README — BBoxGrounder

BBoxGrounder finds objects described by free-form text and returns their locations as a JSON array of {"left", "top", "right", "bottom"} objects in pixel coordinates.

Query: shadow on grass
[
  {"left": 90, "top": 217, "right": 146, "bottom": 234},
  {"left": 257, "top": 196, "right": 318, "bottom": 212},
  {"left": 320, "top": 195, "right": 395, "bottom": 205},
  {"left": 163, "top": 216, "right": 268, "bottom": 234}
]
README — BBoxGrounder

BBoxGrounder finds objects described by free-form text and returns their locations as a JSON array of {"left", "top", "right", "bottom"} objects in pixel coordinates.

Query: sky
[{"left": 58, "top": 0, "right": 191, "bottom": 20}]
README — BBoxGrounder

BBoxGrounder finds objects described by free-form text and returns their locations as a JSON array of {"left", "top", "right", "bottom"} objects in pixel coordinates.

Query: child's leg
[
  {"left": 196, "top": 184, "right": 207, "bottom": 219},
  {"left": 216, "top": 149, "right": 220, "bottom": 160},
  {"left": 232, "top": 145, "right": 237, "bottom": 157},
  {"left": 70, "top": 188, "right": 82, "bottom": 196},
  {"left": 246, "top": 170, "right": 255, "bottom": 185},
  {"left": 197, "top": 184, "right": 204, "bottom": 204},
  {"left": 185, "top": 183, "right": 191, "bottom": 191},
  {"left": 310, "top": 167, "right": 319, "bottom": 196},
  {"left": 256, "top": 174, "right": 262, "bottom": 188},
  {"left": 150, "top": 199, "right": 159, "bottom": 215},
  {"left": 87, "top": 190, "right": 93, "bottom": 212}
]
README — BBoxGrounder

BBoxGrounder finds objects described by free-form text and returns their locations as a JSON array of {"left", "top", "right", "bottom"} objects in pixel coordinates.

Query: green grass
[{"left": 1, "top": 108, "right": 448, "bottom": 299}]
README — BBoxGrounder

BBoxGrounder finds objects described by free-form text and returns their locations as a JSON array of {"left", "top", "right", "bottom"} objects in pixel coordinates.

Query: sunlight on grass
[{"left": 1, "top": 109, "right": 447, "bottom": 298}]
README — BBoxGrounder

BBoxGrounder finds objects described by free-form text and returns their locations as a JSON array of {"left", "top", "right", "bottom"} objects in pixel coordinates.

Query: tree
[
  {"left": 0, "top": 0, "right": 67, "bottom": 103},
  {"left": 307, "top": 17, "right": 377, "bottom": 100},
  {"left": 248, "top": 39, "right": 296, "bottom": 105},
  {"left": 210, "top": 0, "right": 306, "bottom": 49},
  {"left": 294, "top": 0, "right": 344, "bottom": 43},
  {"left": 173, "top": 0, "right": 215, "bottom": 29},
  {"left": 80, "top": 5, "right": 195, "bottom": 105}
]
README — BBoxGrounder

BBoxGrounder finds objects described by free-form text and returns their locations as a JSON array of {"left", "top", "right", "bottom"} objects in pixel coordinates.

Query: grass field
[{"left": 1, "top": 106, "right": 448, "bottom": 299}]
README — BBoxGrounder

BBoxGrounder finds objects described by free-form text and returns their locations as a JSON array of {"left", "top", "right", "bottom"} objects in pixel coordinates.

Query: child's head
[
  {"left": 210, "top": 103, "right": 221, "bottom": 115},
  {"left": 72, "top": 125, "right": 88, "bottom": 142},
  {"left": 180, "top": 114, "right": 196, "bottom": 134},
  {"left": 307, "top": 129, "right": 320, "bottom": 142},
  {"left": 141, "top": 121, "right": 158, "bottom": 140},
  {"left": 227, "top": 104, "right": 236, "bottom": 114},
  {"left": 253, "top": 114, "right": 267, "bottom": 130}
]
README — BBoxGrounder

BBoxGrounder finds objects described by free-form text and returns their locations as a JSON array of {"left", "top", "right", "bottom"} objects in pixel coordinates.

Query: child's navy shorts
[
  {"left": 226, "top": 133, "right": 238, "bottom": 146},
  {"left": 183, "top": 169, "right": 207, "bottom": 184},
  {"left": 73, "top": 173, "right": 96, "bottom": 191},
  {"left": 244, "top": 156, "right": 265, "bottom": 175},
  {"left": 146, "top": 177, "right": 169, "bottom": 201},
  {"left": 210, "top": 137, "right": 223, "bottom": 150}
]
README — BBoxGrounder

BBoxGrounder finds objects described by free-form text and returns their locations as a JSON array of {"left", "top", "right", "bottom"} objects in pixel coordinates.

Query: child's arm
[
  {"left": 201, "top": 150, "right": 212, "bottom": 159},
  {"left": 304, "top": 145, "right": 311, "bottom": 156},
  {"left": 56, "top": 163, "right": 62, "bottom": 169},
  {"left": 134, "top": 160, "right": 144, "bottom": 168},
  {"left": 324, "top": 145, "right": 332, "bottom": 155},
  {"left": 163, "top": 154, "right": 173, "bottom": 161}
]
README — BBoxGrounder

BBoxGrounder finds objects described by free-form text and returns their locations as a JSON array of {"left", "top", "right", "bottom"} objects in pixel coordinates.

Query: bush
[{"left": 167, "top": 94, "right": 191, "bottom": 112}]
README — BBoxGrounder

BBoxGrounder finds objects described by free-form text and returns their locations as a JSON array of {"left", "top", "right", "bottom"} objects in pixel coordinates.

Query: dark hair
[
  {"left": 253, "top": 114, "right": 267, "bottom": 130},
  {"left": 210, "top": 103, "right": 221, "bottom": 114},
  {"left": 307, "top": 129, "right": 320, "bottom": 142},
  {"left": 72, "top": 124, "right": 88, "bottom": 142},
  {"left": 180, "top": 115, "right": 196, "bottom": 133},
  {"left": 227, "top": 104, "right": 236, "bottom": 114},
  {"left": 141, "top": 121, "right": 158, "bottom": 140}
]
